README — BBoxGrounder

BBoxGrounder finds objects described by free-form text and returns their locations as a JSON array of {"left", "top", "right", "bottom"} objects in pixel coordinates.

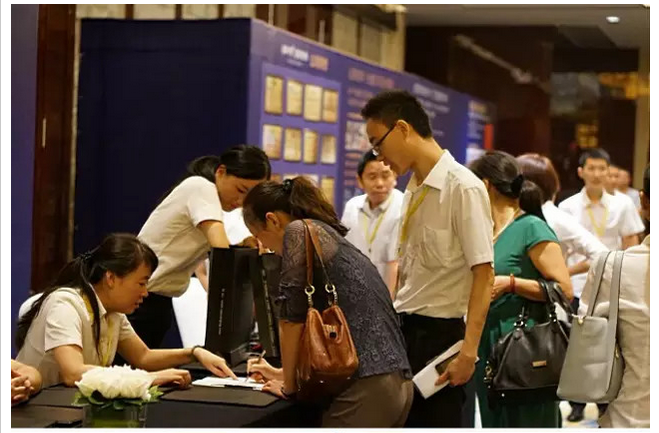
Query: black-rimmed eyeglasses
[{"left": 371, "top": 124, "right": 396, "bottom": 157}]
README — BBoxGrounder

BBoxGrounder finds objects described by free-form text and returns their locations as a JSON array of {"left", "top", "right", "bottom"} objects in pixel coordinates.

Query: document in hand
[
  {"left": 413, "top": 340, "right": 474, "bottom": 399},
  {"left": 192, "top": 376, "right": 265, "bottom": 391}
]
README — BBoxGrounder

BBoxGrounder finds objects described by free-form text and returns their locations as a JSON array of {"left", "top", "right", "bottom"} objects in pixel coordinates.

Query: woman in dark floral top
[{"left": 243, "top": 177, "right": 412, "bottom": 427}]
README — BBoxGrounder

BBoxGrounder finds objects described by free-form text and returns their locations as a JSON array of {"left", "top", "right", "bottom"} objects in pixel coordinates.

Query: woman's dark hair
[
  {"left": 242, "top": 177, "right": 348, "bottom": 236},
  {"left": 159, "top": 145, "right": 271, "bottom": 204},
  {"left": 15, "top": 233, "right": 158, "bottom": 355},
  {"left": 516, "top": 153, "right": 561, "bottom": 203},
  {"left": 644, "top": 165, "right": 650, "bottom": 198},
  {"left": 469, "top": 150, "right": 546, "bottom": 221}
]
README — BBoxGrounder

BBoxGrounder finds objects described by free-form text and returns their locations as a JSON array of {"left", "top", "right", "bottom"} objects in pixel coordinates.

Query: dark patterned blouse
[{"left": 276, "top": 219, "right": 412, "bottom": 380}]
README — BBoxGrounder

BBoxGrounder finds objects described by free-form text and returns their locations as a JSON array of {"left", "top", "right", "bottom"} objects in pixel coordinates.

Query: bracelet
[
  {"left": 509, "top": 273, "right": 516, "bottom": 294},
  {"left": 190, "top": 345, "right": 204, "bottom": 360}
]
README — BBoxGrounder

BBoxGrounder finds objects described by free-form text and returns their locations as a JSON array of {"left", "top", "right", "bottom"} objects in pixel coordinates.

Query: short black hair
[
  {"left": 361, "top": 90, "right": 433, "bottom": 138},
  {"left": 357, "top": 150, "right": 378, "bottom": 178},
  {"left": 579, "top": 148, "right": 611, "bottom": 167},
  {"left": 644, "top": 165, "right": 650, "bottom": 198}
]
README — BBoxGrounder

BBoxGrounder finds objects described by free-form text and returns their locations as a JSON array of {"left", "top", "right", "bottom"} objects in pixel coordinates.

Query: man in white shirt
[
  {"left": 579, "top": 165, "right": 650, "bottom": 428},
  {"left": 362, "top": 90, "right": 493, "bottom": 427},
  {"left": 558, "top": 148, "right": 645, "bottom": 422},
  {"left": 617, "top": 168, "right": 642, "bottom": 210},
  {"left": 605, "top": 165, "right": 645, "bottom": 231},
  {"left": 341, "top": 150, "right": 404, "bottom": 297}
]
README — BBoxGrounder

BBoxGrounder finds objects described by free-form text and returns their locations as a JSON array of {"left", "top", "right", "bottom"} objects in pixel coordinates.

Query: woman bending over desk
[{"left": 15, "top": 233, "right": 237, "bottom": 389}]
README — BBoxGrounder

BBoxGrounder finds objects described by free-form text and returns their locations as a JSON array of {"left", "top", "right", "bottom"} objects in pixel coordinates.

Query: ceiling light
[{"left": 606, "top": 16, "right": 620, "bottom": 23}]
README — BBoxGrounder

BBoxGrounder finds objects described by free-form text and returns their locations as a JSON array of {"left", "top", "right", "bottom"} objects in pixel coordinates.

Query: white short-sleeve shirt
[
  {"left": 139, "top": 176, "right": 224, "bottom": 297},
  {"left": 559, "top": 189, "right": 645, "bottom": 298},
  {"left": 341, "top": 189, "right": 404, "bottom": 281},
  {"left": 394, "top": 151, "right": 494, "bottom": 318},
  {"left": 578, "top": 236, "right": 650, "bottom": 428},
  {"left": 541, "top": 201, "right": 608, "bottom": 261},
  {"left": 622, "top": 188, "right": 641, "bottom": 210},
  {"left": 16, "top": 288, "right": 135, "bottom": 388}
]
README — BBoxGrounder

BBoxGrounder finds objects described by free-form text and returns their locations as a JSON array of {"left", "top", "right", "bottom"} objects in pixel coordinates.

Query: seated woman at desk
[
  {"left": 11, "top": 359, "right": 42, "bottom": 405},
  {"left": 243, "top": 177, "right": 413, "bottom": 428},
  {"left": 15, "top": 233, "right": 237, "bottom": 389}
]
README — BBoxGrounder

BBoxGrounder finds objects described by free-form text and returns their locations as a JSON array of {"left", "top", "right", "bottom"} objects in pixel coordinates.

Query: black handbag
[{"left": 483, "top": 280, "right": 573, "bottom": 407}]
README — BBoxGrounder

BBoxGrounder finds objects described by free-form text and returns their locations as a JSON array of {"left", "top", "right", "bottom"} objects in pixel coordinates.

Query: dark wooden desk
[{"left": 12, "top": 373, "right": 320, "bottom": 428}]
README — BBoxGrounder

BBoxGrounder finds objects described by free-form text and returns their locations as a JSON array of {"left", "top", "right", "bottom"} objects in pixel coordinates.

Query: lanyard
[
  {"left": 586, "top": 205, "right": 609, "bottom": 238},
  {"left": 398, "top": 186, "right": 431, "bottom": 253},
  {"left": 360, "top": 197, "right": 391, "bottom": 253},
  {"left": 83, "top": 295, "right": 115, "bottom": 367}
]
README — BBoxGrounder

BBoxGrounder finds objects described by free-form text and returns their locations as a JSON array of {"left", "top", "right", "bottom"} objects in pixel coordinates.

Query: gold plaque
[
  {"left": 320, "top": 135, "right": 337, "bottom": 164},
  {"left": 262, "top": 124, "right": 282, "bottom": 159},
  {"left": 283, "top": 128, "right": 302, "bottom": 162},
  {"left": 264, "top": 75, "right": 283, "bottom": 115},
  {"left": 320, "top": 177, "right": 335, "bottom": 203},
  {"left": 322, "top": 89, "right": 339, "bottom": 123},
  {"left": 303, "top": 84, "right": 322, "bottom": 122},
  {"left": 303, "top": 129, "right": 319, "bottom": 164},
  {"left": 286, "top": 79, "right": 303, "bottom": 116}
]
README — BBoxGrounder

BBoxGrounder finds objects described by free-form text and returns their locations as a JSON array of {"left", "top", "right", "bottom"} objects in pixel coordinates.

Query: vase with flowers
[{"left": 73, "top": 365, "right": 163, "bottom": 428}]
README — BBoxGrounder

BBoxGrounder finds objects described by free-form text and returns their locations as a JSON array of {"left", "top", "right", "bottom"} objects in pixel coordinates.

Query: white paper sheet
[{"left": 192, "top": 376, "right": 264, "bottom": 391}]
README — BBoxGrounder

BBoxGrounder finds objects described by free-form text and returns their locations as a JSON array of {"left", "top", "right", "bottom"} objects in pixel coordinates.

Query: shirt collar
[
  {"left": 361, "top": 191, "right": 394, "bottom": 215},
  {"left": 87, "top": 290, "right": 108, "bottom": 319},
  {"left": 407, "top": 150, "right": 455, "bottom": 193},
  {"left": 642, "top": 234, "right": 650, "bottom": 247},
  {"left": 580, "top": 187, "right": 612, "bottom": 208}
]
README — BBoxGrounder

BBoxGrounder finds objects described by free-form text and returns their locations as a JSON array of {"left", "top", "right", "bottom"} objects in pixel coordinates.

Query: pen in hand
[{"left": 248, "top": 350, "right": 266, "bottom": 380}]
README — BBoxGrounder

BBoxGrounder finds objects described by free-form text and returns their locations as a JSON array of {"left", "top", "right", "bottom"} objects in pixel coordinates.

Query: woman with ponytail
[
  {"left": 16, "top": 233, "right": 237, "bottom": 389},
  {"left": 242, "top": 177, "right": 413, "bottom": 427},
  {"left": 468, "top": 151, "right": 573, "bottom": 427},
  {"left": 132, "top": 145, "right": 271, "bottom": 349}
]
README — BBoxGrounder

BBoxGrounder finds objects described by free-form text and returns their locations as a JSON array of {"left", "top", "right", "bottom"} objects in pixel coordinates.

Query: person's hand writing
[{"left": 247, "top": 357, "right": 282, "bottom": 383}]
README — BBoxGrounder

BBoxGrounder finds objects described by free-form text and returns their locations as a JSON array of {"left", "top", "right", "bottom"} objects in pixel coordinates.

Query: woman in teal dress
[{"left": 470, "top": 151, "right": 573, "bottom": 428}]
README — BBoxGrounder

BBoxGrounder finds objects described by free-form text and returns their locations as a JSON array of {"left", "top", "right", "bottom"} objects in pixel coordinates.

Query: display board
[
  {"left": 75, "top": 18, "right": 494, "bottom": 254},
  {"left": 246, "top": 20, "right": 495, "bottom": 214}
]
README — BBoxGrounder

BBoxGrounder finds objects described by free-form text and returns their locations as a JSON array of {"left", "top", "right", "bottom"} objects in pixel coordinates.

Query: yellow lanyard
[
  {"left": 83, "top": 295, "right": 115, "bottom": 367},
  {"left": 360, "top": 200, "right": 390, "bottom": 253},
  {"left": 399, "top": 186, "right": 431, "bottom": 250},
  {"left": 586, "top": 205, "right": 609, "bottom": 238}
]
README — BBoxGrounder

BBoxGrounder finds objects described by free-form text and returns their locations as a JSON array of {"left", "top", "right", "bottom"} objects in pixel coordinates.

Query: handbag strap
[
  {"left": 304, "top": 222, "right": 314, "bottom": 288},
  {"left": 585, "top": 251, "right": 613, "bottom": 317},
  {"left": 605, "top": 251, "right": 624, "bottom": 353},
  {"left": 302, "top": 219, "right": 338, "bottom": 305}
]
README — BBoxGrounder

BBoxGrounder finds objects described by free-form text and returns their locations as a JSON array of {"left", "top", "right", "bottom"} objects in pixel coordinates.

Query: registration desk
[{"left": 11, "top": 363, "right": 321, "bottom": 428}]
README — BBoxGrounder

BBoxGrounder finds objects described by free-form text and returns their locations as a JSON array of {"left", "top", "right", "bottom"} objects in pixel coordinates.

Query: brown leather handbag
[{"left": 296, "top": 220, "right": 359, "bottom": 401}]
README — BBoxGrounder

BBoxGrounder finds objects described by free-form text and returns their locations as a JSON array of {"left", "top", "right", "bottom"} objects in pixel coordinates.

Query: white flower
[{"left": 75, "top": 365, "right": 154, "bottom": 401}]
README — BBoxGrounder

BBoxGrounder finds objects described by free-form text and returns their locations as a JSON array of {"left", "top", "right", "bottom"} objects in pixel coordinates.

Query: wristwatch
[{"left": 190, "top": 345, "right": 204, "bottom": 361}]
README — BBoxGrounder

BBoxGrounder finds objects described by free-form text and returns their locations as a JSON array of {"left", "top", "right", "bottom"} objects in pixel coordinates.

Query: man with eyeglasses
[
  {"left": 361, "top": 90, "right": 494, "bottom": 427},
  {"left": 341, "top": 150, "right": 404, "bottom": 298}
]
